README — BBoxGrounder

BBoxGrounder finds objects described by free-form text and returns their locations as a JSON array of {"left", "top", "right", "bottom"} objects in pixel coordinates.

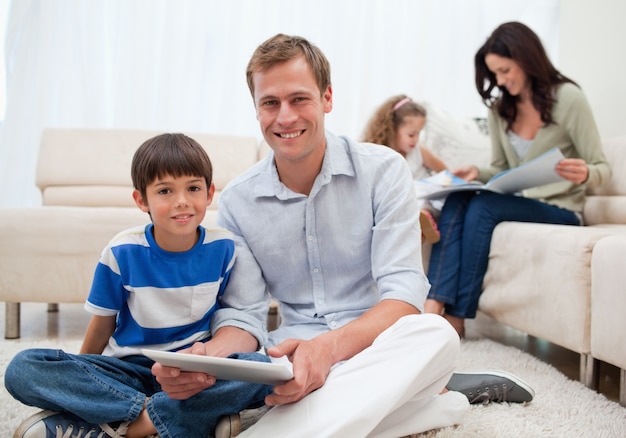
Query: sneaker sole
[
  {"left": 448, "top": 370, "right": 535, "bottom": 403},
  {"left": 215, "top": 414, "right": 242, "bottom": 438}
]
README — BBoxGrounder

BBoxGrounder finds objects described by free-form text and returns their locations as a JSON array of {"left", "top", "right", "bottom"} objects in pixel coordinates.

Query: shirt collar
[{"left": 253, "top": 131, "right": 356, "bottom": 199}]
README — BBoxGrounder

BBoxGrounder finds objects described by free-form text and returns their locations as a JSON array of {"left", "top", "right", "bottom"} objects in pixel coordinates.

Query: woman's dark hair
[
  {"left": 474, "top": 21, "right": 576, "bottom": 129},
  {"left": 131, "top": 133, "right": 213, "bottom": 199}
]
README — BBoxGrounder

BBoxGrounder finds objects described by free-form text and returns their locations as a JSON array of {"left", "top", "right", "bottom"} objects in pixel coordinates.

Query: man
[{"left": 154, "top": 34, "right": 533, "bottom": 437}]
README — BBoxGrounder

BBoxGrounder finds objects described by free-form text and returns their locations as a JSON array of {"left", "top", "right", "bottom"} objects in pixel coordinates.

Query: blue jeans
[
  {"left": 5, "top": 349, "right": 273, "bottom": 437},
  {"left": 427, "top": 190, "right": 580, "bottom": 319}
]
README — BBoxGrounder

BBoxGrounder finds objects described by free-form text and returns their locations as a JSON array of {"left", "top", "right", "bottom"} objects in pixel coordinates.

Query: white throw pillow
[{"left": 420, "top": 102, "right": 491, "bottom": 169}]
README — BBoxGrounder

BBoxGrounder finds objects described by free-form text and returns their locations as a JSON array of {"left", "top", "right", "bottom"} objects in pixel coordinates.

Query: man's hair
[
  {"left": 131, "top": 133, "right": 213, "bottom": 198},
  {"left": 246, "top": 33, "right": 331, "bottom": 99}
]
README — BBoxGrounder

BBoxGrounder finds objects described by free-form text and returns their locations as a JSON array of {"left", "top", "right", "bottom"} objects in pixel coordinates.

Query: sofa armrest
[
  {"left": 591, "top": 235, "right": 626, "bottom": 370},
  {"left": 479, "top": 222, "right": 626, "bottom": 354}
]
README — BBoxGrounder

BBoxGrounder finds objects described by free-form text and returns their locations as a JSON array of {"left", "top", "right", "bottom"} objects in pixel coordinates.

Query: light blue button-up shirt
[{"left": 212, "top": 131, "right": 429, "bottom": 348}]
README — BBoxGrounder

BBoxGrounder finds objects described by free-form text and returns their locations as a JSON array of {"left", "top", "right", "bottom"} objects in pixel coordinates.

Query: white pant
[{"left": 239, "top": 313, "right": 469, "bottom": 438}]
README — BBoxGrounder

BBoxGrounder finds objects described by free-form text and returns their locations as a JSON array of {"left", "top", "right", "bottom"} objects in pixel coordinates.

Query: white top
[{"left": 405, "top": 146, "right": 431, "bottom": 180}]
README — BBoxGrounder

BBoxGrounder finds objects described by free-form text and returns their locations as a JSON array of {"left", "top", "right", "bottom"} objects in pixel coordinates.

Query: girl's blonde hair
[{"left": 362, "top": 94, "right": 427, "bottom": 149}]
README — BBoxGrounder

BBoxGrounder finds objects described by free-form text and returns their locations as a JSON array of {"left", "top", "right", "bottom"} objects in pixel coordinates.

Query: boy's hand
[
  {"left": 152, "top": 362, "right": 215, "bottom": 399},
  {"left": 151, "top": 342, "right": 216, "bottom": 400},
  {"left": 151, "top": 327, "right": 260, "bottom": 400}
]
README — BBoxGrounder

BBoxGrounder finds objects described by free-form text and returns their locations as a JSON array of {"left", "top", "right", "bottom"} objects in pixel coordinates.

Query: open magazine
[{"left": 416, "top": 148, "right": 566, "bottom": 200}]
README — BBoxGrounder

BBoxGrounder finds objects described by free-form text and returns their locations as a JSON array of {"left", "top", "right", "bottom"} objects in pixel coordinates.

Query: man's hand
[
  {"left": 262, "top": 300, "right": 418, "bottom": 406},
  {"left": 152, "top": 342, "right": 216, "bottom": 400},
  {"left": 265, "top": 337, "right": 335, "bottom": 406}
]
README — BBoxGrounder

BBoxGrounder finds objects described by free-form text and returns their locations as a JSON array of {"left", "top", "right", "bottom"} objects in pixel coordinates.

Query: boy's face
[
  {"left": 133, "top": 174, "right": 214, "bottom": 252},
  {"left": 252, "top": 56, "right": 332, "bottom": 165}
]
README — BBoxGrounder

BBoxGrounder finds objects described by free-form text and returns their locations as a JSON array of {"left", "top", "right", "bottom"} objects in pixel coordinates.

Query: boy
[{"left": 5, "top": 133, "right": 272, "bottom": 438}]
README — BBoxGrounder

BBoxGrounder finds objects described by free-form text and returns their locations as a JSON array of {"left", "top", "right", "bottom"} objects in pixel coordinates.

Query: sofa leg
[
  {"left": 619, "top": 368, "right": 626, "bottom": 407},
  {"left": 4, "top": 302, "right": 20, "bottom": 339},
  {"left": 580, "top": 353, "right": 599, "bottom": 390},
  {"left": 48, "top": 303, "right": 59, "bottom": 312},
  {"left": 267, "top": 300, "right": 280, "bottom": 332}
]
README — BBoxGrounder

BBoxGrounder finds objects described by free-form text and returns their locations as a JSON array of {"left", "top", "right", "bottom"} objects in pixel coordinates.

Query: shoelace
[
  {"left": 54, "top": 421, "right": 129, "bottom": 438},
  {"left": 55, "top": 424, "right": 106, "bottom": 438},
  {"left": 468, "top": 383, "right": 510, "bottom": 404}
]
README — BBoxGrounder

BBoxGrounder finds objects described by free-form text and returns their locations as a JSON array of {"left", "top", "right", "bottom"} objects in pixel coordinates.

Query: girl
[{"left": 362, "top": 94, "right": 447, "bottom": 243}]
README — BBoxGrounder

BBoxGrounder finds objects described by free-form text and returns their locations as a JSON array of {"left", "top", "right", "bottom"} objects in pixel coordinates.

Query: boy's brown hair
[{"left": 131, "top": 133, "right": 213, "bottom": 198}]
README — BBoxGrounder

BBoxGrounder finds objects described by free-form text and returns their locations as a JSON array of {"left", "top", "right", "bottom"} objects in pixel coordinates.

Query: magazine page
[
  {"left": 416, "top": 148, "right": 565, "bottom": 199},
  {"left": 415, "top": 170, "right": 484, "bottom": 200},
  {"left": 485, "top": 148, "right": 565, "bottom": 193}
]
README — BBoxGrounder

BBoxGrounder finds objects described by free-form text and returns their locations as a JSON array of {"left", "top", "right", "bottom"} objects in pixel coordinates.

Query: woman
[{"left": 424, "top": 21, "right": 611, "bottom": 337}]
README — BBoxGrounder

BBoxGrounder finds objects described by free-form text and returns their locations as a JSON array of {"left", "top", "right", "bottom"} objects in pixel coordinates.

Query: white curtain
[{"left": 0, "top": 0, "right": 559, "bottom": 207}]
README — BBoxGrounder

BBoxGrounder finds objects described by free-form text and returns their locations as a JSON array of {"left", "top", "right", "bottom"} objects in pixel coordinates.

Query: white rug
[{"left": 1, "top": 338, "right": 625, "bottom": 437}]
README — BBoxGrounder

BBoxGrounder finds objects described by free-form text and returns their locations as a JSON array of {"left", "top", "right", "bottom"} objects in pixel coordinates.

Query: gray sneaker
[
  {"left": 215, "top": 405, "right": 272, "bottom": 438},
  {"left": 240, "top": 405, "right": 272, "bottom": 431},
  {"left": 215, "top": 414, "right": 242, "bottom": 438},
  {"left": 446, "top": 371, "right": 535, "bottom": 404},
  {"left": 13, "top": 410, "right": 130, "bottom": 438}
]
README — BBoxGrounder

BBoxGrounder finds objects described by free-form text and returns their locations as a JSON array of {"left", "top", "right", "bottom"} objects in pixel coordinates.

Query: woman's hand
[
  {"left": 555, "top": 158, "right": 589, "bottom": 184},
  {"left": 452, "top": 165, "right": 479, "bottom": 182}
]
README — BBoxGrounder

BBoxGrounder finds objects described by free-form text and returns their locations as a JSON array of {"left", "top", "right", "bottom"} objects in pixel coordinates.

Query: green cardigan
[{"left": 479, "top": 83, "right": 612, "bottom": 215}]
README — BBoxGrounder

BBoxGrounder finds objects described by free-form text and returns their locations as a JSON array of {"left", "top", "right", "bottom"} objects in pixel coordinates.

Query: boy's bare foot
[
  {"left": 419, "top": 210, "right": 440, "bottom": 244},
  {"left": 424, "top": 298, "right": 444, "bottom": 315},
  {"left": 443, "top": 314, "right": 465, "bottom": 339}
]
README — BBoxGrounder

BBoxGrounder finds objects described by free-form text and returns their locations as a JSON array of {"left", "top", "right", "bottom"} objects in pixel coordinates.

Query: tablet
[{"left": 141, "top": 349, "right": 293, "bottom": 385}]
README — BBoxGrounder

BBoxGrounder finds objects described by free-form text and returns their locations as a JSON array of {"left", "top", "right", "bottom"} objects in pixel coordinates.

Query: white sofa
[
  {"left": 0, "top": 128, "right": 262, "bottom": 339},
  {"left": 2, "top": 126, "right": 625, "bottom": 404}
]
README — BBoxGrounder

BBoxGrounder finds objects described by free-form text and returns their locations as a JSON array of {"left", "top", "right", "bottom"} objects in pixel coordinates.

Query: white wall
[{"left": 560, "top": 0, "right": 626, "bottom": 139}]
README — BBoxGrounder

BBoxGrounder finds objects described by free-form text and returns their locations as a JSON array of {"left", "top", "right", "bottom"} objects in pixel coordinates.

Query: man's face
[{"left": 252, "top": 56, "right": 332, "bottom": 164}]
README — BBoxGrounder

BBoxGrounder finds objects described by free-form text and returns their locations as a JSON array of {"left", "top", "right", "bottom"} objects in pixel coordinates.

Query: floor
[
  {"left": 466, "top": 311, "right": 621, "bottom": 403},
  {"left": 1, "top": 303, "right": 621, "bottom": 404}
]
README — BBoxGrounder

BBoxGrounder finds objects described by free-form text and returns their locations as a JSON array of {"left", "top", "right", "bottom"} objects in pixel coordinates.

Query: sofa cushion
[
  {"left": 583, "top": 196, "right": 626, "bottom": 225},
  {"left": 480, "top": 222, "right": 626, "bottom": 354},
  {"left": 583, "top": 136, "right": 626, "bottom": 225},
  {"left": 586, "top": 135, "right": 626, "bottom": 197},
  {"left": 420, "top": 102, "right": 491, "bottom": 169},
  {"left": 0, "top": 206, "right": 147, "bottom": 302},
  {"left": 0, "top": 205, "right": 218, "bottom": 304},
  {"left": 36, "top": 129, "right": 258, "bottom": 209}
]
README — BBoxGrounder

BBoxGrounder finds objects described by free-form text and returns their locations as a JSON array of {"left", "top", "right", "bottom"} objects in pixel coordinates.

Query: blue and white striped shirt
[{"left": 85, "top": 223, "right": 235, "bottom": 357}]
